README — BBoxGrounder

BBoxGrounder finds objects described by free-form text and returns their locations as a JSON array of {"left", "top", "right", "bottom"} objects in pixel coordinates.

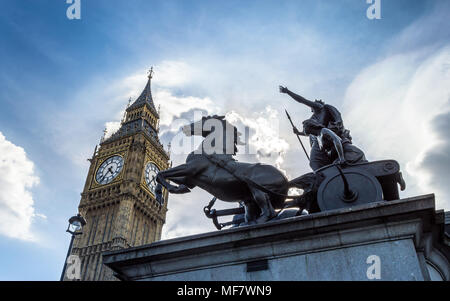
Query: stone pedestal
[{"left": 103, "top": 194, "right": 450, "bottom": 281}]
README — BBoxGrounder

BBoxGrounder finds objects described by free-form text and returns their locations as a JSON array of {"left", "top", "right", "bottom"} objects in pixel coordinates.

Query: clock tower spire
[{"left": 64, "top": 70, "right": 170, "bottom": 281}]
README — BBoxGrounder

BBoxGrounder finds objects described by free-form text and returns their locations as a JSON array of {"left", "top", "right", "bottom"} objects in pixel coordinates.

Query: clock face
[
  {"left": 145, "top": 162, "right": 160, "bottom": 195},
  {"left": 95, "top": 155, "right": 124, "bottom": 185}
]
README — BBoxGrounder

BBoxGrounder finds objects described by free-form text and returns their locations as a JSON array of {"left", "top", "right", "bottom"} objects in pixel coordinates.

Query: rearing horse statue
[{"left": 155, "top": 115, "right": 311, "bottom": 224}]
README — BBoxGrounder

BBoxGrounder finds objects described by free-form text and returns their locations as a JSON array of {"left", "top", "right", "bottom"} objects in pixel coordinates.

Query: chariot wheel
[{"left": 317, "top": 167, "right": 383, "bottom": 211}]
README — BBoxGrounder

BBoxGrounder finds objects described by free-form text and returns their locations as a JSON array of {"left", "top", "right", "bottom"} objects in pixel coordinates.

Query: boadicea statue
[
  {"left": 156, "top": 87, "right": 407, "bottom": 229},
  {"left": 279, "top": 86, "right": 367, "bottom": 171}
]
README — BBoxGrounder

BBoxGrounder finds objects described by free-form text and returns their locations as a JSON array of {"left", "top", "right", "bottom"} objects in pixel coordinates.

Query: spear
[{"left": 285, "top": 109, "right": 310, "bottom": 161}]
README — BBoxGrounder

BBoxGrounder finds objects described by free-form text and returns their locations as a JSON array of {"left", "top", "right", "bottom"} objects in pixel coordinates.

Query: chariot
[{"left": 204, "top": 160, "right": 406, "bottom": 230}]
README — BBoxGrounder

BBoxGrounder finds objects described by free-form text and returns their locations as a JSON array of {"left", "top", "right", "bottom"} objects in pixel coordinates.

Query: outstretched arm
[{"left": 279, "top": 86, "right": 323, "bottom": 111}]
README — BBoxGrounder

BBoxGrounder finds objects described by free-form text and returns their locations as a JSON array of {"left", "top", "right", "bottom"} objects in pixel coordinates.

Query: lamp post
[{"left": 60, "top": 213, "right": 86, "bottom": 281}]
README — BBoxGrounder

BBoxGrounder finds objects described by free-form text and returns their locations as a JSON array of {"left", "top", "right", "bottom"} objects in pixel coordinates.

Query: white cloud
[
  {"left": 342, "top": 46, "right": 450, "bottom": 210},
  {"left": 104, "top": 121, "right": 122, "bottom": 139},
  {"left": 155, "top": 61, "right": 197, "bottom": 88},
  {"left": 155, "top": 89, "right": 215, "bottom": 127},
  {"left": 0, "top": 132, "right": 41, "bottom": 241},
  {"left": 226, "top": 107, "right": 290, "bottom": 173}
]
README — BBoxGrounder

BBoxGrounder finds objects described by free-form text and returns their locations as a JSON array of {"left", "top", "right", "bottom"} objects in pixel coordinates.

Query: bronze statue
[
  {"left": 155, "top": 115, "right": 309, "bottom": 225},
  {"left": 155, "top": 86, "right": 408, "bottom": 229},
  {"left": 279, "top": 86, "right": 367, "bottom": 171},
  {"left": 156, "top": 114, "right": 406, "bottom": 230}
]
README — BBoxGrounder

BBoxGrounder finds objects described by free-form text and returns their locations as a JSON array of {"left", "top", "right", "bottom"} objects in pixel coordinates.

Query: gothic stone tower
[{"left": 67, "top": 70, "right": 170, "bottom": 281}]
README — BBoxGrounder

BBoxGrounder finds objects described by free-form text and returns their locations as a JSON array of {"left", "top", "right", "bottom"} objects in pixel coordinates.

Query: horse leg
[
  {"left": 169, "top": 177, "right": 195, "bottom": 189},
  {"left": 249, "top": 188, "right": 276, "bottom": 224},
  {"left": 242, "top": 200, "right": 260, "bottom": 225},
  {"left": 156, "top": 163, "right": 199, "bottom": 194}
]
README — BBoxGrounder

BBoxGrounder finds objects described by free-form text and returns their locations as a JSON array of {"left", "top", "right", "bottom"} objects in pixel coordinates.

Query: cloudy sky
[{"left": 0, "top": 0, "right": 449, "bottom": 280}]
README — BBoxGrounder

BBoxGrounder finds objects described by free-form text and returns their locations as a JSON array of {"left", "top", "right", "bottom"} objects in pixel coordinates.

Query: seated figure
[{"left": 279, "top": 86, "right": 367, "bottom": 171}]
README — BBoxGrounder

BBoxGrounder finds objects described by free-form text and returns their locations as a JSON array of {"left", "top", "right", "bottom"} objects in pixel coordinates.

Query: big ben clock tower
[{"left": 66, "top": 69, "right": 170, "bottom": 281}]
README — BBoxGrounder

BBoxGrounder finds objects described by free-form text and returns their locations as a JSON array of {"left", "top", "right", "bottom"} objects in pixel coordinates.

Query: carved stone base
[{"left": 103, "top": 194, "right": 450, "bottom": 281}]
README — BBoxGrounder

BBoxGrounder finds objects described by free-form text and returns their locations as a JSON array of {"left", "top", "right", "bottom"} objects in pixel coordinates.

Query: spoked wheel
[{"left": 317, "top": 167, "right": 383, "bottom": 211}]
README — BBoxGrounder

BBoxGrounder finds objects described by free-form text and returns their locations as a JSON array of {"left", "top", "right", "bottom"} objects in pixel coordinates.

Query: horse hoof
[
  {"left": 170, "top": 184, "right": 190, "bottom": 194},
  {"left": 177, "top": 185, "right": 191, "bottom": 193},
  {"left": 240, "top": 220, "right": 256, "bottom": 227}
]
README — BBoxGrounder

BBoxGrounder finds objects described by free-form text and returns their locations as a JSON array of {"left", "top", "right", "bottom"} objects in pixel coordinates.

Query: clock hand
[
  {"left": 100, "top": 172, "right": 109, "bottom": 182},
  {"left": 100, "top": 167, "right": 113, "bottom": 182}
]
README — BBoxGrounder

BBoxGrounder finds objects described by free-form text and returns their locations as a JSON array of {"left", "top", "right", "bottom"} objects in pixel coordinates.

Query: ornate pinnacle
[
  {"left": 100, "top": 127, "right": 108, "bottom": 143},
  {"left": 148, "top": 66, "right": 154, "bottom": 79}
]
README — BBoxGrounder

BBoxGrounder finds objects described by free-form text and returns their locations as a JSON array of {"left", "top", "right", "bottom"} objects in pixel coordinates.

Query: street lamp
[{"left": 60, "top": 213, "right": 86, "bottom": 281}]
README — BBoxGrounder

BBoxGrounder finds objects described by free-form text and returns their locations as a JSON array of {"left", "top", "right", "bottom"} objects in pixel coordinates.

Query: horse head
[{"left": 182, "top": 115, "right": 245, "bottom": 155}]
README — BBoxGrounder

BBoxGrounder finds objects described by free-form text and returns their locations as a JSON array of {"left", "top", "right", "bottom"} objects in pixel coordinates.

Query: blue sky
[{"left": 0, "top": 0, "right": 449, "bottom": 280}]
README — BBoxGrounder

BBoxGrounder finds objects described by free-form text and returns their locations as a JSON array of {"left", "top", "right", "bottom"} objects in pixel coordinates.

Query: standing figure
[{"left": 279, "top": 86, "right": 367, "bottom": 171}]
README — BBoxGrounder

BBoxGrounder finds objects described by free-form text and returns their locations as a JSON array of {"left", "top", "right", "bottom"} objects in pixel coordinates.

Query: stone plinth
[{"left": 103, "top": 194, "right": 450, "bottom": 281}]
